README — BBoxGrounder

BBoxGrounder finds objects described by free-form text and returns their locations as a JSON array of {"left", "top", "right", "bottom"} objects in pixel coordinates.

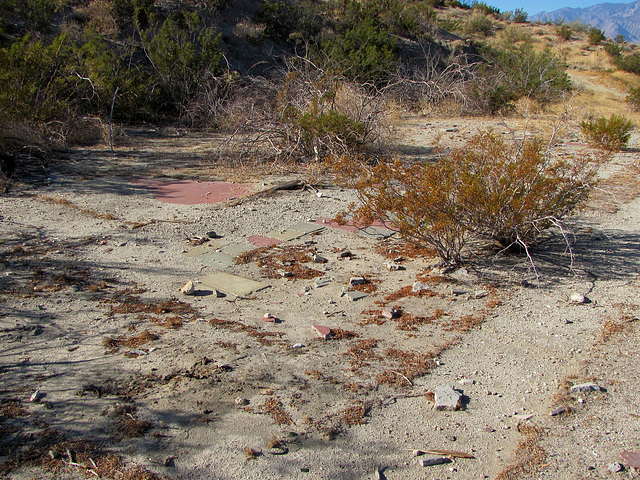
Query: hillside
[{"left": 531, "top": 0, "right": 640, "bottom": 44}]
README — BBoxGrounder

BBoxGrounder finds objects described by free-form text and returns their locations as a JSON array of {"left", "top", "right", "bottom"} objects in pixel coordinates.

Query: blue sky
[{"left": 486, "top": 0, "right": 637, "bottom": 15}]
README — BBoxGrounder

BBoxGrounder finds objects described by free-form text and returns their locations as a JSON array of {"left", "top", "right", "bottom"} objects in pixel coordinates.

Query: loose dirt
[{"left": 1, "top": 116, "right": 640, "bottom": 480}]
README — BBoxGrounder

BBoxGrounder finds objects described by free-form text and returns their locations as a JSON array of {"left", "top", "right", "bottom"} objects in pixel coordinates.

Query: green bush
[
  {"left": 465, "top": 13, "right": 494, "bottom": 37},
  {"left": 471, "top": 2, "right": 500, "bottom": 17},
  {"left": 314, "top": 1, "right": 398, "bottom": 85},
  {"left": 141, "top": 11, "right": 224, "bottom": 119},
  {"left": 626, "top": 87, "right": 640, "bottom": 110},
  {"left": 581, "top": 115, "right": 634, "bottom": 151},
  {"left": 511, "top": 8, "right": 528, "bottom": 23},
  {"left": 339, "top": 131, "right": 598, "bottom": 262},
  {"left": 603, "top": 42, "right": 622, "bottom": 57},
  {"left": 588, "top": 27, "right": 605, "bottom": 45},
  {"left": 468, "top": 44, "right": 571, "bottom": 114},
  {"left": 556, "top": 24, "right": 572, "bottom": 41},
  {"left": 612, "top": 52, "right": 640, "bottom": 75}
]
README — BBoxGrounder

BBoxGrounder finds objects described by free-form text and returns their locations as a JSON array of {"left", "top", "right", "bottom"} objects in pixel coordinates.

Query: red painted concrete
[
  {"left": 248, "top": 235, "right": 283, "bottom": 247},
  {"left": 131, "top": 178, "right": 253, "bottom": 205}
]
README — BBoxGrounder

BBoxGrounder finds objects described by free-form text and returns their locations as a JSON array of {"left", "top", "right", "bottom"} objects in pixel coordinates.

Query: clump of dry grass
[
  {"left": 495, "top": 425, "right": 547, "bottom": 480},
  {"left": 235, "top": 244, "right": 325, "bottom": 279},
  {"left": 262, "top": 397, "right": 294, "bottom": 425}
]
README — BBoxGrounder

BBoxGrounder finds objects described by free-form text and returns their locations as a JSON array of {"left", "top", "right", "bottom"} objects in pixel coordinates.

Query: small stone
[
  {"left": 262, "top": 314, "right": 277, "bottom": 323},
  {"left": 412, "top": 282, "right": 428, "bottom": 292},
  {"left": 419, "top": 456, "right": 449, "bottom": 467},
  {"left": 213, "top": 289, "right": 224, "bottom": 298},
  {"left": 607, "top": 462, "right": 623, "bottom": 473},
  {"left": 570, "top": 383, "right": 603, "bottom": 393},
  {"left": 474, "top": 290, "right": 489, "bottom": 299},
  {"left": 128, "top": 349, "right": 148, "bottom": 356},
  {"left": 458, "top": 378, "right": 475, "bottom": 385},
  {"left": 345, "top": 291, "right": 368, "bottom": 301},
  {"left": 205, "top": 231, "right": 217, "bottom": 239},
  {"left": 311, "top": 324, "right": 331, "bottom": 339},
  {"left": 339, "top": 251, "right": 353, "bottom": 258},
  {"left": 315, "top": 278, "right": 331, "bottom": 288},
  {"left": 278, "top": 269, "right": 293, "bottom": 278},
  {"left": 412, "top": 450, "right": 426, "bottom": 457},
  {"left": 30, "top": 390, "right": 43, "bottom": 403},
  {"left": 549, "top": 406, "right": 566, "bottom": 416},
  {"left": 382, "top": 307, "right": 399, "bottom": 319},
  {"left": 349, "top": 276, "right": 366, "bottom": 286},
  {"left": 569, "top": 293, "right": 586, "bottom": 304},
  {"left": 385, "top": 262, "right": 403, "bottom": 271},
  {"left": 313, "top": 254, "right": 327, "bottom": 263},
  {"left": 292, "top": 343, "right": 304, "bottom": 349},
  {"left": 235, "top": 397, "right": 249, "bottom": 406},
  {"left": 180, "top": 281, "right": 196, "bottom": 295},
  {"left": 434, "top": 386, "right": 463, "bottom": 411}
]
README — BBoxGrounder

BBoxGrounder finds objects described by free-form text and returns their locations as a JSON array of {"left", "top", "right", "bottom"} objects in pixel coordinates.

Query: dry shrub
[
  {"left": 330, "top": 328, "right": 359, "bottom": 340},
  {"left": 208, "top": 317, "right": 285, "bottom": 346},
  {"left": 117, "top": 416, "right": 152, "bottom": 438},
  {"left": 1, "top": 400, "right": 29, "bottom": 418},
  {"left": 262, "top": 397, "right": 294, "bottom": 425},
  {"left": 581, "top": 114, "right": 634, "bottom": 151},
  {"left": 443, "top": 314, "right": 485, "bottom": 333},
  {"left": 495, "top": 425, "right": 546, "bottom": 480},
  {"left": 236, "top": 244, "right": 324, "bottom": 279},
  {"left": 377, "top": 348, "right": 437, "bottom": 386},
  {"left": 340, "top": 403, "right": 367, "bottom": 426},
  {"left": 395, "top": 308, "right": 447, "bottom": 331},
  {"left": 337, "top": 131, "right": 600, "bottom": 263}
]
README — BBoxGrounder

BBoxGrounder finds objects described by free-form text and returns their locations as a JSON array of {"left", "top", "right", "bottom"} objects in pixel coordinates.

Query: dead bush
[{"left": 337, "top": 130, "right": 600, "bottom": 263}]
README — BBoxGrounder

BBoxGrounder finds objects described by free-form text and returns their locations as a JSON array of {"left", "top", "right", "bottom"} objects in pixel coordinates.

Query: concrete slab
[
  {"left": 220, "top": 242, "right": 254, "bottom": 257},
  {"left": 199, "top": 251, "right": 235, "bottom": 269},
  {"left": 201, "top": 272, "right": 270, "bottom": 298},
  {"left": 130, "top": 178, "right": 253, "bottom": 204},
  {"left": 356, "top": 226, "right": 396, "bottom": 239},
  {"left": 183, "top": 240, "right": 229, "bottom": 258},
  {"left": 289, "top": 222, "right": 325, "bottom": 234},
  {"left": 248, "top": 235, "right": 283, "bottom": 247},
  {"left": 265, "top": 230, "right": 306, "bottom": 241}
]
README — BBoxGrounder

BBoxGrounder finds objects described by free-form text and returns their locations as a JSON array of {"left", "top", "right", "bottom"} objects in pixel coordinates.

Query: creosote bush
[
  {"left": 336, "top": 131, "right": 599, "bottom": 263},
  {"left": 580, "top": 114, "right": 634, "bottom": 151}
]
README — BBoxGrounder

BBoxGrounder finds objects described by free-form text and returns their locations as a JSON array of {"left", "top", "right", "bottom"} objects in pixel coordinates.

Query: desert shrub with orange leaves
[{"left": 336, "top": 131, "right": 600, "bottom": 263}]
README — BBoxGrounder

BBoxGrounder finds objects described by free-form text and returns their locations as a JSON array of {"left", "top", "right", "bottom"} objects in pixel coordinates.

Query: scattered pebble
[
  {"left": 607, "top": 462, "right": 624, "bottom": 473},
  {"left": 180, "top": 280, "right": 196, "bottom": 295}
]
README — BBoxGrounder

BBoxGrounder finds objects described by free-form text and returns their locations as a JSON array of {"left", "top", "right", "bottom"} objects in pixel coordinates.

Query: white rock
[
  {"left": 569, "top": 293, "right": 586, "bottom": 304},
  {"left": 180, "top": 280, "right": 196, "bottom": 295}
]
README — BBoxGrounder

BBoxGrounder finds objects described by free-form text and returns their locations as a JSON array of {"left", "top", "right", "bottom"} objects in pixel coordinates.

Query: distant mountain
[{"left": 530, "top": 1, "right": 640, "bottom": 44}]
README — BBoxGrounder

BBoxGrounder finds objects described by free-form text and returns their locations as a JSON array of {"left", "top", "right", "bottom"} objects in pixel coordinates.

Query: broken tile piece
[
  {"left": 345, "top": 291, "right": 368, "bottom": 301},
  {"left": 288, "top": 222, "right": 325, "bottom": 234},
  {"left": 356, "top": 226, "right": 396, "bottom": 239},
  {"left": 200, "top": 272, "right": 269, "bottom": 298},
  {"left": 262, "top": 314, "right": 277, "bottom": 323},
  {"left": 382, "top": 307, "right": 399, "bottom": 319},
  {"left": 349, "top": 276, "right": 366, "bottom": 286},
  {"left": 621, "top": 451, "right": 640, "bottom": 469},
  {"left": 315, "top": 278, "right": 331, "bottom": 288},
  {"left": 570, "top": 383, "right": 603, "bottom": 393},
  {"left": 312, "top": 324, "right": 331, "bottom": 339},
  {"left": 434, "top": 386, "right": 462, "bottom": 411},
  {"left": 248, "top": 235, "right": 283, "bottom": 247},
  {"left": 419, "top": 456, "right": 449, "bottom": 467},
  {"left": 265, "top": 230, "right": 306, "bottom": 241}
]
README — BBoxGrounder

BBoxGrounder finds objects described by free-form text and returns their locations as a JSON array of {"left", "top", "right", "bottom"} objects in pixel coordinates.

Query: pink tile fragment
[
  {"left": 311, "top": 324, "right": 331, "bottom": 339},
  {"left": 262, "top": 314, "right": 278, "bottom": 323},
  {"left": 130, "top": 178, "right": 252, "bottom": 205},
  {"left": 248, "top": 236, "right": 283, "bottom": 247},
  {"left": 621, "top": 451, "right": 640, "bottom": 468}
]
